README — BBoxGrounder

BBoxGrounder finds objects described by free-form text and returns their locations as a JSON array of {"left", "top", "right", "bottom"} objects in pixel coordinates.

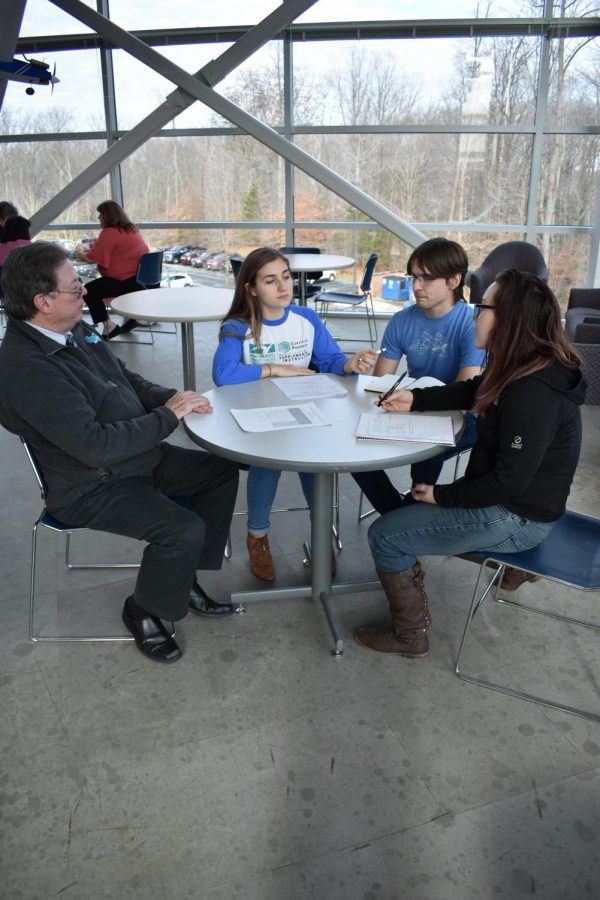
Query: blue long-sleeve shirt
[{"left": 212, "top": 304, "right": 352, "bottom": 385}]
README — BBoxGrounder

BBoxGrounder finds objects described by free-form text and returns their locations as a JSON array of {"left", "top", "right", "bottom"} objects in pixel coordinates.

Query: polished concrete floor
[{"left": 1, "top": 317, "right": 599, "bottom": 899}]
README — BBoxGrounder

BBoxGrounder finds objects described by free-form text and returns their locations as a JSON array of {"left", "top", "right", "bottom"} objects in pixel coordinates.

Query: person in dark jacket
[
  {"left": 355, "top": 269, "right": 586, "bottom": 659},
  {"left": 0, "top": 242, "right": 239, "bottom": 664}
]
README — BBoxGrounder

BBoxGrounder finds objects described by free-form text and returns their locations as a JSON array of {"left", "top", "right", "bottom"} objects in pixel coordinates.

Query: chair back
[
  {"left": 20, "top": 436, "right": 47, "bottom": 500},
  {"left": 567, "top": 288, "right": 600, "bottom": 312},
  {"left": 360, "top": 253, "right": 379, "bottom": 294},
  {"left": 229, "top": 256, "right": 243, "bottom": 282},
  {"left": 136, "top": 251, "right": 163, "bottom": 289},
  {"left": 280, "top": 246, "right": 323, "bottom": 282},
  {"left": 469, "top": 241, "right": 548, "bottom": 304}
]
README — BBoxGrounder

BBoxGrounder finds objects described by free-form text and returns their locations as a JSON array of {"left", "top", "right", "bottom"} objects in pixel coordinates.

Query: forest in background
[{"left": 0, "top": 0, "right": 598, "bottom": 303}]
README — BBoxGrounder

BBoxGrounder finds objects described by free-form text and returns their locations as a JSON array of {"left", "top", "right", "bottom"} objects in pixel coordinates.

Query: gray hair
[{"left": 1, "top": 242, "right": 68, "bottom": 320}]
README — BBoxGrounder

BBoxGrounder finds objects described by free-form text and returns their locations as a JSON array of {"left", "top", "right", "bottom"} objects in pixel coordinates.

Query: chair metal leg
[
  {"left": 30, "top": 523, "right": 142, "bottom": 643},
  {"left": 455, "top": 561, "right": 600, "bottom": 722},
  {"left": 65, "top": 531, "right": 141, "bottom": 569},
  {"left": 357, "top": 489, "right": 377, "bottom": 523}
]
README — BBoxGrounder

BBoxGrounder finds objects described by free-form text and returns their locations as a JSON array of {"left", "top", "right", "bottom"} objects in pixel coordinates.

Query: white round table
[
  {"left": 185, "top": 374, "right": 463, "bottom": 654},
  {"left": 111, "top": 286, "right": 233, "bottom": 391},
  {"left": 284, "top": 254, "right": 355, "bottom": 306}
]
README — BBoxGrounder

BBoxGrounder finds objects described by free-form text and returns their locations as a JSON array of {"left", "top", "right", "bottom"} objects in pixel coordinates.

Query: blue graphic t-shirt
[
  {"left": 379, "top": 301, "right": 485, "bottom": 382},
  {"left": 212, "top": 304, "right": 350, "bottom": 385}
]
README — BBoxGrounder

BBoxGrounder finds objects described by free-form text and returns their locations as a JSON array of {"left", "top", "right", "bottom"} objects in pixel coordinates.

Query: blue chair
[
  {"left": 21, "top": 436, "right": 175, "bottom": 643},
  {"left": 455, "top": 511, "right": 600, "bottom": 722},
  {"left": 108, "top": 250, "right": 168, "bottom": 344},
  {"left": 314, "top": 252, "right": 379, "bottom": 347}
]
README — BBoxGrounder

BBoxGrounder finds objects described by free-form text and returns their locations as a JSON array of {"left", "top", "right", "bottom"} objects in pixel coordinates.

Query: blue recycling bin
[{"left": 381, "top": 276, "right": 413, "bottom": 302}]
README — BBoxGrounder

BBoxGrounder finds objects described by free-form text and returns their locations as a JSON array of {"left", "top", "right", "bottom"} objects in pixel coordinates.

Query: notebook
[{"left": 356, "top": 412, "right": 455, "bottom": 446}]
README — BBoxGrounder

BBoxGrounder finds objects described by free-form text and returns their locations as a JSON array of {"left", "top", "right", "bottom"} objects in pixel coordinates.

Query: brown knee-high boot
[{"left": 355, "top": 562, "right": 430, "bottom": 658}]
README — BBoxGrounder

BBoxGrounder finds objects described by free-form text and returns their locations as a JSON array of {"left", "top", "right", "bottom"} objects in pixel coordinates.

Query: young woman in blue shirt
[{"left": 213, "top": 247, "right": 377, "bottom": 581}]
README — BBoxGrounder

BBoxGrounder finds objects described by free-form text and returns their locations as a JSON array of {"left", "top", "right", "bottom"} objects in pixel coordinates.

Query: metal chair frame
[
  {"left": 315, "top": 253, "right": 379, "bottom": 347},
  {"left": 455, "top": 511, "right": 600, "bottom": 722},
  {"left": 22, "top": 437, "right": 174, "bottom": 643}
]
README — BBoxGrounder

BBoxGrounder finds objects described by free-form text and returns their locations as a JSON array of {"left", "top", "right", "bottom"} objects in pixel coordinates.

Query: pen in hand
[{"left": 377, "top": 370, "right": 407, "bottom": 408}]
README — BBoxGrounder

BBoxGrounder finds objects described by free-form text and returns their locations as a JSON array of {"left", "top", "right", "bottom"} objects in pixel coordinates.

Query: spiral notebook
[{"left": 356, "top": 412, "right": 455, "bottom": 446}]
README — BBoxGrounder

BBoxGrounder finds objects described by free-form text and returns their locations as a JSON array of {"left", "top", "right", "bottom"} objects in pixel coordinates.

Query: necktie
[{"left": 65, "top": 333, "right": 77, "bottom": 347}]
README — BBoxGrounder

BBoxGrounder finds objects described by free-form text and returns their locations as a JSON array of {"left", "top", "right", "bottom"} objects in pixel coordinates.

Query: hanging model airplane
[{"left": 0, "top": 56, "right": 59, "bottom": 95}]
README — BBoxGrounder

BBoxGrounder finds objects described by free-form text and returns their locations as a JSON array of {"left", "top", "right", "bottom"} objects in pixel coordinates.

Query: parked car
[
  {"left": 180, "top": 247, "right": 206, "bottom": 265},
  {"left": 319, "top": 270, "right": 337, "bottom": 282},
  {"left": 163, "top": 244, "right": 194, "bottom": 263},
  {"left": 191, "top": 250, "right": 218, "bottom": 268},
  {"left": 75, "top": 263, "right": 98, "bottom": 279},
  {"left": 205, "top": 252, "right": 228, "bottom": 271},
  {"left": 160, "top": 272, "right": 194, "bottom": 288}
]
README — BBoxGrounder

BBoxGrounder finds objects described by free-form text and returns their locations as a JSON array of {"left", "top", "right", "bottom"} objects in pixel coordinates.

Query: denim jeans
[
  {"left": 247, "top": 466, "right": 312, "bottom": 534},
  {"left": 353, "top": 413, "right": 479, "bottom": 515},
  {"left": 368, "top": 501, "right": 556, "bottom": 573}
]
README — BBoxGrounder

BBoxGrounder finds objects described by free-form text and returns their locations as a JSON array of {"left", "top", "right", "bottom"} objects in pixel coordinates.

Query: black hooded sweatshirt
[{"left": 410, "top": 364, "right": 587, "bottom": 522}]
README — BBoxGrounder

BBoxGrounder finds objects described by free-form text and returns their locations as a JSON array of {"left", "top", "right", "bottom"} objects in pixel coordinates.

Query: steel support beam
[
  {"left": 97, "top": 0, "right": 123, "bottom": 204},
  {"left": 39, "top": 0, "right": 426, "bottom": 247},
  {"left": 30, "top": 0, "right": 318, "bottom": 234},
  {"left": 525, "top": 0, "right": 553, "bottom": 243}
]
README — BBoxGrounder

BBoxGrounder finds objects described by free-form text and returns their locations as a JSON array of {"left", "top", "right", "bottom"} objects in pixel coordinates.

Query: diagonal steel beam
[
  {"left": 31, "top": 0, "right": 317, "bottom": 232},
  {"left": 38, "top": 0, "right": 426, "bottom": 247}
]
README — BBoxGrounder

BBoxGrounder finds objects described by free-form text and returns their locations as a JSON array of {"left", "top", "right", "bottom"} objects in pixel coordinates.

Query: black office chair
[
  {"left": 564, "top": 288, "right": 600, "bottom": 342},
  {"left": 314, "top": 252, "right": 379, "bottom": 347},
  {"left": 280, "top": 246, "right": 323, "bottom": 302},
  {"left": 229, "top": 256, "right": 243, "bottom": 282},
  {"left": 468, "top": 241, "right": 548, "bottom": 304}
]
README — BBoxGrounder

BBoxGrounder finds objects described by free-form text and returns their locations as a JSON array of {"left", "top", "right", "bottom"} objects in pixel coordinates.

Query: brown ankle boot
[
  {"left": 355, "top": 563, "right": 430, "bottom": 658},
  {"left": 499, "top": 566, "right": 540, "bottom": 592},
  {"left": 247, "top": 533, "right": 275, "bottom": 581},
  {"left": 456, "top": 555, "right": 539, "bottom": 593}
]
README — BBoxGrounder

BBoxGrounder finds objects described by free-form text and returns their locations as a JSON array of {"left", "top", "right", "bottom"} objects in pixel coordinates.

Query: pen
[{"left": 377, "top": 370, "right": 407, "bottom": 407}]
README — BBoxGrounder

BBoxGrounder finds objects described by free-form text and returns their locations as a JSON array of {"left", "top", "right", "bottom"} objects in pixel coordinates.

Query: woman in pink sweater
[
  {"left": 76, "top": 200, "right": 149, "bottom": 339},
  {"left": 0, "top": 216, "right": 32, "bottom": 265}
]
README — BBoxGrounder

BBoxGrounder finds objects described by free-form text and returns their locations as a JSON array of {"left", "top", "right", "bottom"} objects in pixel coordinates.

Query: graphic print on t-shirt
[{"left": 409, "top": 330, "right": 452, "bottom": 359}]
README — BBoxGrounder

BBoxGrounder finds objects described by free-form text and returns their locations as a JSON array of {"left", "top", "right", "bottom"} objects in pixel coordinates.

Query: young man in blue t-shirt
[{"left": 353, "top": 238, "right": 485, "bottom": 513}]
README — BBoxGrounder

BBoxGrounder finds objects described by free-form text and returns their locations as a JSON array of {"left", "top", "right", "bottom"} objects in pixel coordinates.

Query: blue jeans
[
  {"left": 247, "top": 466, "right": 312, "bottom": 534},
  {"left": 353, "top": 413, "right": 479, "bottom": 515},
  {"left": 368, "top": 501, "right": 555, "bottom": 573}
]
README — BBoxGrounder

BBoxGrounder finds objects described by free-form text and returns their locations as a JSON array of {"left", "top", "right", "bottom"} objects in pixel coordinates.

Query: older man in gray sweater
[{"left": 0, "top": 242, "right": 239, "bottom": 663}]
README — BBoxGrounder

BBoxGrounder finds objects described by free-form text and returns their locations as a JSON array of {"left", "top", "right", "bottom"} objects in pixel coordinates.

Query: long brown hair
[
  {"left": 474, "top": 269, "right": 581, "bottom": 415},
  {"left": 97, "top": 200, "right": 138, "bottom": 234},
  {"left": 220, "top": 247, "right": 290, "bottom": 346}
]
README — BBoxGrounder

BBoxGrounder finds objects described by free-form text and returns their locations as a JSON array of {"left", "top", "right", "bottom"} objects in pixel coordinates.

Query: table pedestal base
[
  {"left": 180, "top": 321, "right": 196, "bottom": 391},
  {"left": 229, "top": 472, "right": 382, "bottom": 655}
]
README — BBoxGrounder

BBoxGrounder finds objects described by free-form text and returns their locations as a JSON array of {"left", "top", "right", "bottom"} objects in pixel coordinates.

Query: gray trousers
[{"left": 57, "top": 445, "right": 239, "bottom": 620}]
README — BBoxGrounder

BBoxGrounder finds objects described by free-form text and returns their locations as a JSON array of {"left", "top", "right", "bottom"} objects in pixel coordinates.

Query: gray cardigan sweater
[{"left": 0, "top": 318, "right": 179, "bottom": 511}]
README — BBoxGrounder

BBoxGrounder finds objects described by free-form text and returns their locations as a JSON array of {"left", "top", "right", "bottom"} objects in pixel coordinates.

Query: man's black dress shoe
[
  {"left": 188, "top": 581, "right": 235, "bottom": 617},
  {"left": 122, "top": 601, "right": 182, "bottom": 663}
]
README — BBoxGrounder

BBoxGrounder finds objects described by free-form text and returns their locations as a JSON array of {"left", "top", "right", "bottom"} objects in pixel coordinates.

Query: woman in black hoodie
[{"left": 356, "top": 269, "right": 586, "bottom": 659}]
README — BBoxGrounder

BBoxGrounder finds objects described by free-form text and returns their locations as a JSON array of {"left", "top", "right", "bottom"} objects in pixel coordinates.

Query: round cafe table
[
  {"left": 285, "top": 254, "right": 355, "bottom": 305},
  {"left": 111, "top": 286, "right": 233, "bottom": 391},
  {"left": 185, "top": 374, "right": 463, "bottom": 655}
]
